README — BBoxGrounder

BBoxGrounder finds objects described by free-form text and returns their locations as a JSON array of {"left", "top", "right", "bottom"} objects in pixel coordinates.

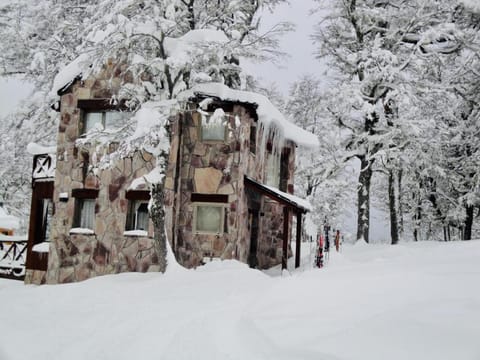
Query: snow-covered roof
[
  {"left": 0, "top": 206, "right": 19, "bottom": 230},
  {"left": 0, "top": 234, "right": 26, "bottom": 242},
  {"left": 51, "top": 29, "right": 229, "bottom": 96},
  {"left": 184, "top": 83, "right": 319, "bottom": 148},
  {"left": 244, "top": 176, "right": 312, "bottom": 212},
  {"left": 164, "top": 29, "right": 229, "bottom": 60},
  {"left": 26, "top": 142, "right": 56, "bottom": 155},
  {"left": 262, "top": 183, "right": 312, "bottom": 212},
  {"left": 52, "top": 53, "right": 90, "bottom": 95},
  {"left": 32, "top": 241, "right": 50, "bottom": 253},
  {"left": 460, "top": 0, "right": 480, "bottom": 12}
]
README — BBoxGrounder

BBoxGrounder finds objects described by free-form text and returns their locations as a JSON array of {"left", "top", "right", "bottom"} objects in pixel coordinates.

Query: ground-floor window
[
  {"left": 194, "top": 204, "right": 225, "bottom": 234},
  {"left": 39, "top": 198, "right": 53, "bottom": 242},
  {"left": 126, "top": 200, "right": 149, "bottom": 231},
  {"left": 73, "top": 198, "right": 95, "bottom": 229},
  {"left": 190, "top": 193, "right": 228, "bottom": 235}
]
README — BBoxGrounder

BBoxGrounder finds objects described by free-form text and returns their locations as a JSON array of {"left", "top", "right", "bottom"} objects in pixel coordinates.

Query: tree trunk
[
  {"left": 398, "top": 168, "right": 404, "bottom": 235},
  {"left": 388, "top": 170, "right": 399, "bottom": 245},
  {"left": 150, "top": 181, "right": 168, "bottom": 272},
  {"left": 356, "top": 156, "right": 373, "bottom": 243},
  {"left": 464, "top": 204, "right": 474, "bottom": 240},
  {"left": 412, "top": 187, "right": 421, "bottom": 241},
  {"left": 186, "top": 0, "right": 195, "bottom": 30}
]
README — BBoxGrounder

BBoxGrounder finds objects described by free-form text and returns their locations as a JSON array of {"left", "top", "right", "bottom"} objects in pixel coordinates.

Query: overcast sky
[{"left": 244, "top": 0, "right": 320, "bottom": 95}]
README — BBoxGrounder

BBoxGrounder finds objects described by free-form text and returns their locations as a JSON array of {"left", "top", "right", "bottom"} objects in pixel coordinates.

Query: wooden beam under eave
[
  {"left": 295, "top": 212, "right": 302, "bottom": 268},
  {"left": 282, "top": 206, "right": 289, "bottom": 270}
]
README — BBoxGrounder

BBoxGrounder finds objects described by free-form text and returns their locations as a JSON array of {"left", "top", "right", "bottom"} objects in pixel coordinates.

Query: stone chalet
[{"left": 24, "top": 62, "right": 318, "bottom": 285}]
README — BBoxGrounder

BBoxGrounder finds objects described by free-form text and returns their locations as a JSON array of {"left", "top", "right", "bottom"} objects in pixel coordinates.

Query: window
[
  {"left": 265, "top": 149, "right": 290, "bottom": 191},
  {"left": 125, "top": 191, "right": 150, "bottom": 234},
  {"left": 279, "top": 151, "right": 289, "bottom": 192},
  {"left": 265, "top": 153, "right": 280, "bottom": 188},
  {"left": 199, "top": 109, "right": 227, "bottom": 141},
  {"left": 126, "top": 200, "right": 149, "bottom": 231},
  {"left": 191, "top": 193, "right": 228, "bottom": 235},
  {"left": 73, "top": 198, "right": 95, "bottom": 229},
  {"left": 194, "top": 204, "right": 225, "bottom": 234},
  {"left": 82, "top": 111, "right": 128, "bottom": 134},
  {"left": 83, "top": 112, "right": 103, "bottom": 133},
  {"left": 250, "top": 124, "right": 256, "bottom": 154},
  {"left": 40, "top": 198, "right": 53, "bottom": 242}
]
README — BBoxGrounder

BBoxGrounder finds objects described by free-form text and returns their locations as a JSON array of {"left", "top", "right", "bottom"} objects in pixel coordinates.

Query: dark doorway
[
  {"left": 26, "top": 181, "right": 54, "bottom": 271},
  {"left": 247, "top": 209, "right": 259, "bottom": 268},
  {"left": 246, "top": 188, "right": 261, "bottom": 268}
]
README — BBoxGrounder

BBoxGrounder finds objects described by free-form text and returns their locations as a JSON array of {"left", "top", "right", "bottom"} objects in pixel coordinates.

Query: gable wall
[
  {"left": 44, "top": 63, "right": 159, "bottom": 284},
  {"left": 246, "top": 130, "right": 297, "bottom": 269},
  {"left": 165, "top": 103, "right": 297, "bottom": 270},
  {"left": 33, "top": 59, "right": 299, "bottom": 282},
  {"left": 165, "top": 104, "right": 255, "bottom": 267}
]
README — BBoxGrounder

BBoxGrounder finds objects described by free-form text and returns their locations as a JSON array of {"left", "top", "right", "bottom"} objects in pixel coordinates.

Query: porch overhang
[
  {"left": 244, "top": 176, "right": 310, "bottom": 270},
  {"left": 244, "top": 176, "right": 310, "bottom": 214}
]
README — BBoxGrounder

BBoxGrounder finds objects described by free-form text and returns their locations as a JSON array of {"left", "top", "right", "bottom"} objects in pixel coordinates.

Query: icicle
[{"left": 257, "top": 119, "right": 286, "bottom": 165}]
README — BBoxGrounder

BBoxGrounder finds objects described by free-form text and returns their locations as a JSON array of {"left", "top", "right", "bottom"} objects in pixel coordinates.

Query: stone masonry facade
[
  {"left": 43, "top": 61, "right": 159, "bottom": 284},
  {"left": 165, "top": 101, "right": 296, "bottom": 269},
  {"left": 26, "top": 60, "right": 298, "bottom": 284}
]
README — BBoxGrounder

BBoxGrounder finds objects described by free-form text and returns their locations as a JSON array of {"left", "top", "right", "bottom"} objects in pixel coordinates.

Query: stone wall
[
  {"left": 24, "top": 269, "right": 47, "bottom": 285},
  {"left": 165, "top": 102, "right": 297, "bottom": 270},
  {"left": 233, "top": 118, "right": 296, "bottom": 269},
  {"left": 165, "top": 105, "right": 254, "bottom": 268},
  {"left": 44, "top": 64, "right": 160, "bottom": 284},
  {"left": 255, "top": 143, "right": 296, "bottom": 269},
  {"left": 39, "top": 58, "right": 299, "bottom": 282}
]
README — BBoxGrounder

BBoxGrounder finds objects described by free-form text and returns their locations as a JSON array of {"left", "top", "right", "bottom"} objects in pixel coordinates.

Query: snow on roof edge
[
  {"left": 262, "top": 183, "right": 313, "bottom": 212},
  {"left": 245, "top": 176, "right": 312, "bottom": 212},
  {"left": 27, "top": 142, "right": 57, "bottom": 155},
  {"left": 182, "top": 83, "right": 319, "bottom": 149},
  {"left": 51, "top": 53, "right": 91, "bottom": 95},
  {"left": 0, "top": 206, "right": 20, "bottom": 230}
]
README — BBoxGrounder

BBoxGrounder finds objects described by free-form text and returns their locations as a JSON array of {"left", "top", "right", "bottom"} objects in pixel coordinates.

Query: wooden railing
[
  {"left": 0, "top": 235, "right": 27, "bottom": 280},
  {"left": 32, "top": 153, "right": 56, "bottom": 180}
]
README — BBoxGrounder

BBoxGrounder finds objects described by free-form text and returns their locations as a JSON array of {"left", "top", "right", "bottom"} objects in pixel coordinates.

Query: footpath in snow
[{"left": 0, "top": 240, "right": 479, "bottom": 360}]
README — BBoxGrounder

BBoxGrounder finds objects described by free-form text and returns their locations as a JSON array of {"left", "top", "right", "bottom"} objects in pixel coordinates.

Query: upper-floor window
[
  {"left": 250, "top": 124, "right": 257, "bottom": 154},
  {"left": 82, "top": 111, "right": 128, "bottom": 134},
  {"left": 265, "top": 149, "right": 290, "bottom": 192},
  {"left": 265, "top": 153, "right": 280, "bottom": 189},
  {"left": 199, "top": 109, "right": 227, "bottom": 142}
]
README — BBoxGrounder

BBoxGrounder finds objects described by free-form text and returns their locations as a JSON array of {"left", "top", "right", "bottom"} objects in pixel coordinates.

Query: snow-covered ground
[{"left": 1, "top": 240, "right": 479, "bottom": 360}]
